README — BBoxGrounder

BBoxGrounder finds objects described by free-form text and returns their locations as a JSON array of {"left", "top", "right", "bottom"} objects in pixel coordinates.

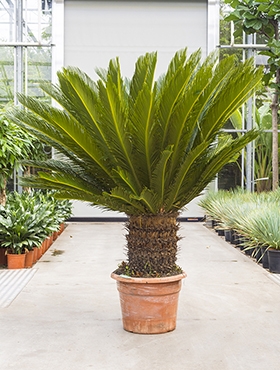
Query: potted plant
[
  {"left": 241, "top": 204, "right": 280, "bottom": 273},
  {"left": 200, "top": 188, "right": 280, "bottom": 270},
  {"left": 0, "top": 106, "right": 46, "bottom": 206},
  {"left": 0, "top": 191, "right": 46, "bottom": 268},
  {"left": 8, "top": 48, "right": 262, "bottom": 333}
]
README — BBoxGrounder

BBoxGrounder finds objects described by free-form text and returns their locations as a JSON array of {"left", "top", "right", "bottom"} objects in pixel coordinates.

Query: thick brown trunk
[{"left": 119, "top": 212, "right": 182, "bottom": 277}]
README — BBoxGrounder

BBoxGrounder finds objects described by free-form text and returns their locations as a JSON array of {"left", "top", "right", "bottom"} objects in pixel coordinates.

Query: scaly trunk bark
[{"left": 122, "top": 212, "right": 182, "bottom": 277}]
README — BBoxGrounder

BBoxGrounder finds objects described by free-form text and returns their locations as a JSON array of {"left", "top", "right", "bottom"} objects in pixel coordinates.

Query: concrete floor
[{"left": 1, "top": 221, "right": 280, "bottom": 370}]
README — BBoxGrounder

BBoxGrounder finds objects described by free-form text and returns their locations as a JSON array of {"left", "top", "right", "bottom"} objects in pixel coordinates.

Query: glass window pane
[
  {"left": 26, "top": 46, "right": 51, "bottom": 101},
  {"left": 0, "top": 47, "right": 14, "bottom": 106}
]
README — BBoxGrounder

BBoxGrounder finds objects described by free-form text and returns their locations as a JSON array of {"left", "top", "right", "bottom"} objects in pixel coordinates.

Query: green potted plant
[
  {"left": 238, "top": 203, "right": 280, "bottom": 273},
  {"left": 8, "top": 48, "right": 262, "bottom": 333},
  {"left": 0, "top": 197, "right": 43, "bottom": 269},
  {"left": 0, "top": 191, "right": 59, "bottom": 268}
]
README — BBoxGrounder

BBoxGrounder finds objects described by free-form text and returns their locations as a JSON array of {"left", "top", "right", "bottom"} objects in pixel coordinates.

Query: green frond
[
  {"left": 129, "top": 84, "right": 157, "bottom": 184},
  {"left": 102, "top": 188, "right": 147, "bottom": 214},
  {"left": 130, "top": 52, "right": 157, "bottom": 102},
  {"left": 150, "top": 146, "right": 173, "bottom": 206},
  {"left": 131, "top": 188, "right": 160, "bottom": 214},
  {"left": 8, "top": 48, "right": 262, "bottom": 215}
]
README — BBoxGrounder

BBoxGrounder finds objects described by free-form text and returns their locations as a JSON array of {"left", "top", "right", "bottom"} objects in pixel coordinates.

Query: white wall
[
  {"left": 59, "top": 0, "right": 209, "bottom": 218},
  {"left": 64, "top": 1, "right": 207, "bottom": 78}
]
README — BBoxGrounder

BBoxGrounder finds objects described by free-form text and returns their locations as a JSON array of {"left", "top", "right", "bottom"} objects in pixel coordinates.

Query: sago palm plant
[{"left": 8, "top": 48, "right": 262, "bottom": 276}]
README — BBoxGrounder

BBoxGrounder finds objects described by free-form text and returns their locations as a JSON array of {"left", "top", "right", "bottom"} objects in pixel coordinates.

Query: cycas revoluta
[{"left": 8, "top": 48, "right": 262, "bottom": 276}]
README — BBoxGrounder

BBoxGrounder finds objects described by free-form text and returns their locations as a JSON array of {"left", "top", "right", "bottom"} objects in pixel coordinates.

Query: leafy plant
[
  {"left": 0, "top": 193, "right": 45, "bottom": 254},
  {"left": 0, "top": 105, "right": 47, "bottom": 205},
  {"left": 199, "top": 188, "right": 280, "bottom": 251},
  {"left": 8, "top": 49, "right": 262, "bottom": 276},
  {"left": 0, "top": 191, "right": 72, "bottom": 254},
  {"left": 224, "top": 0, "right": 280, "bottom": 190},
  {"left": 230, "top": 101, "right": 274, "bottom": 192}
]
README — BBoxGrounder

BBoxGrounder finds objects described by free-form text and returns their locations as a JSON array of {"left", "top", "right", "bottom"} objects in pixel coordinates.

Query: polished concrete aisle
[{"left": 1, "top": 221, "right": 280, "bottom": 370}]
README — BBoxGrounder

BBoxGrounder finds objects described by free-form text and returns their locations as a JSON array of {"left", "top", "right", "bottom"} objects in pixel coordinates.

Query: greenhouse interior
[{"left": 1, "top": 1, "right": 280, "bottom": 369}]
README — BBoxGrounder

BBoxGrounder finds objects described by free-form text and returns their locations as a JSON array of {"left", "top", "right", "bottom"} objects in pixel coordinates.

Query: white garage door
[{"left": 62, "top": 0, "right": 209, "bottom": 219}]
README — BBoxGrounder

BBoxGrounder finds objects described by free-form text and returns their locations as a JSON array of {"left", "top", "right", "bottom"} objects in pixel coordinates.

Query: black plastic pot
[
  {"left": 216, "top": 228, "right": 225, "bottom": 236},
  {"left": 261, "top": 247, "right": 269, "bottom": 269},
  {"left": 268, "top": 249, "right": 280, "bottom": 273},
  {"left": 252, "top": 248, "right": 262, "bottom": 263},
  {"left": 224, "top": 229, "right": 232, "bottom": 242}
]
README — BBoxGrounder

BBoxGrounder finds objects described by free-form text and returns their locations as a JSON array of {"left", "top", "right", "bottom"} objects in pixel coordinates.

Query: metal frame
[{"left": 219, "top": 20, "right": 279, "bottom": 191}]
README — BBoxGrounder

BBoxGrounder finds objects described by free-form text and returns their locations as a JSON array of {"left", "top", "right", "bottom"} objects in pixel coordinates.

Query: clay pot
[
  {"left": 0, "top": 247, "right": 7, "bottom": 266},
  {"left": 7, "top": 253, "right": 26, "bottom": 269},
  {"left": 24, "top": 250, "right": 34, "bottom": 268},
  {"left": 46, "top": 234, "right": 53, "bottom": 248},
  {"left": 37, "top": 244, "right": 44, "bottom": 259},
  {"left": 111, "top": 272, "right": 187, "bottom": 334},
  {"left": 33, "top": 247, "right": 39, "bottom": 264},
  {"left": 53, "top": 231, "right": 59, "bottom": 241},
  {"left": 42, "top": 239, "right": 48, "bottom": 253},
  {"left": 58, "top": 223, "right": 65, "bottom": 235}
]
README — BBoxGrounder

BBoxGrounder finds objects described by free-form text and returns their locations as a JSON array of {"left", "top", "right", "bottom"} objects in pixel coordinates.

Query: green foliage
[
  {"left": 0, "top": 107, "right": 32, "bottom": 189},
  {"left": 0, "top": 191, "right": 72, "bottom": 254},
  {"left": 199, "top": 188, "right": 280, "bottom": 249},
  {"left": 0, "top": 105, "right": 47, "bottom": 192},
  {"left": 8, "top": 49, "right": 263, "bottom": 215},
  {"left": 220, "top": 2, "right": 243, "bottom": 61},
  {"left": 224, "top": 0, "right": 280, "bottom": 90},
  {"left": 230, "top": 100, "right": 274, "bottom": 191}
]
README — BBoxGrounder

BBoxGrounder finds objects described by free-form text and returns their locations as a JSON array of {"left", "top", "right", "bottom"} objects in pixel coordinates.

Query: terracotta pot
[
  {"left": 7, "top": 253, "right": 26, "bottom": 269},
  {"left": 33, "top": 247, "right": 39, "bottom": 264},
  {"left": 53, "top": 231, "right": 59, "bottom": 241},
  {"left": 46, "top": 234, "right": 53, "bottom": 249},
  {"left": 0, "top": 247, "right": 7, "bottom": 266},
  {"left": 25, "top": 250, "right": 34, "bottom": 268},
  {"left": 42, "top": 239, "right": 48, "bottom": 253},
  {"left": 111, "top": 272, "right": 187, "bottom": 334},
  {"left": 58, "top": 223, "right": 65, "bottom": 235},
  {"left": 37, "top": 244, "right": 44, "bottom": 259}
]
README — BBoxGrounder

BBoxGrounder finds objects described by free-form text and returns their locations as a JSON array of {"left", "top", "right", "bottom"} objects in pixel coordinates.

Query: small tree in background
[
  {"left": 224, "top": 0, "right": 280, "bottom": 190},
  {"left": 0, "top": 105, "right": 46, "bottom": 205}
]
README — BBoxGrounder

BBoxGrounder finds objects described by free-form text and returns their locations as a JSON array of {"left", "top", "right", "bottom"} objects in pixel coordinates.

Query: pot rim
[{"left": 111, "top": 271, "right": 187, "bottom": 284}]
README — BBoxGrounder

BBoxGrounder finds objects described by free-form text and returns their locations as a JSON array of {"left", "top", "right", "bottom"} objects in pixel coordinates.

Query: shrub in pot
[
  {"left": 0, "top": 191, "right": 63, "bottom": 268},
  {"left": 246, "top": 205, "right": 280, "bottom": 273},
  {"left": 9, "top": 49, "right": 262, "bottom": 332},
  {"left": 0, "top": 198, "right": 42, "bottom": 269},
  {"left": 200, "top": 189, "right": 280, "bottom": 270}
]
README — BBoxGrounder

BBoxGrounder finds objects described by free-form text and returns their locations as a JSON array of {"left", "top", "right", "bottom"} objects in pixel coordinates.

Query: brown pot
[
  {"left": 53, "top": 231, "right": 59, "bottom": 241},
  {"left": 7, "top": 253, "right": 26, "bottom": 269},
  {"left": 25, "top": 250, "right": 34, "bottom": 268},
  {"left": 111, "top": 272, "right": 187, "bottom": 334},
  {"left": 33, "top": 247, "right": 39, "bottom": 264},
  {"left": 45, "top": 235, "right": 53, "bottom": 249},
  {"left": 37, "top": 244, "right": 44, "bottom": 259},
  {"left": 42, "top": 239, "right": 48, "bottom": 253},
  {"left": 58, "top": 223, "right": 65, "bottom": 235},
  {"left": 0, "top": 247, "right": 7, "bottom": 266}
]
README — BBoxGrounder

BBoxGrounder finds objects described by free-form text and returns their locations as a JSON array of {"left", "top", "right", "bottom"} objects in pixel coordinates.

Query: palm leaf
[{"left": 7, "top": 49, "right": 262, "bottom": 215}]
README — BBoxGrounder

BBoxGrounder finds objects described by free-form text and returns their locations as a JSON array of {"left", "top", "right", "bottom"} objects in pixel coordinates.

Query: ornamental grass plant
[{"left": 200, "top": 188, "right": 280, "bottom": 253}]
